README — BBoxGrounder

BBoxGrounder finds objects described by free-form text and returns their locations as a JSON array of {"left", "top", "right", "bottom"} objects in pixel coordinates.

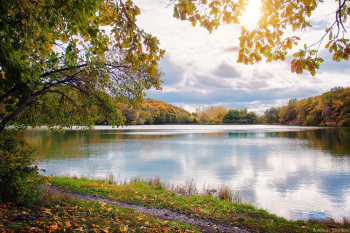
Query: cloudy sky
[{"left": 133, "top": 0, "right": 350, "bottom": 114}]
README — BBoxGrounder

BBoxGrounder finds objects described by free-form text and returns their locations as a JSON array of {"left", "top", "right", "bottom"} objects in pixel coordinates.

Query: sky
[{"left": 133, "top": 0, "right": 350, "bottom": 114}]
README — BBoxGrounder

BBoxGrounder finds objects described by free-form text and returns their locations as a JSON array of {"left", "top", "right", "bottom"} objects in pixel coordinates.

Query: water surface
[{"left": 18, "top": 125, "right": 350, "bottom": 221}]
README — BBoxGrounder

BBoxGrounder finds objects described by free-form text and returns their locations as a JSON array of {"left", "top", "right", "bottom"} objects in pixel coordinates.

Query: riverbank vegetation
[{"left": 2, "top": 176, "right": 349, "bottom": 233}]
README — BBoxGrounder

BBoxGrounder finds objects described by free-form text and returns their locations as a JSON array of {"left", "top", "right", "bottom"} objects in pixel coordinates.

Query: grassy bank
[
  {"left": 47, "top": 176, "right": 349, "bottom": 232},
  {"left": 0, "top": 191, "right": 198, "bottom": 232},
  {"left": 1, "top": 176, "right": 349, "bottom": 232}
]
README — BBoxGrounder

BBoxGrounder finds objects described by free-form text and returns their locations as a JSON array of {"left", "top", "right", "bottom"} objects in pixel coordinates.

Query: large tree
[
  {"left": 171, "top": 0, "right": 349, "bottom": 75},
  {"left": 0, "top": 0, "right": 164, "bottom": 133}
]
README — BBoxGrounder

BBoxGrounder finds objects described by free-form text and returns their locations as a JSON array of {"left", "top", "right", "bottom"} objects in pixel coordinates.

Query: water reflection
[
  {"left": 266, "top": 128, "right": 350, "bottom": 155},
  {"left": 17, "top": 125, "right": 350, "bottom": 221}
]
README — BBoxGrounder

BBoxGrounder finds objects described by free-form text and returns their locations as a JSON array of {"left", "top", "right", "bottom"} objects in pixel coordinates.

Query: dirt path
[{"left": 46, "top": 186, "right": 250, "bottom": 233}]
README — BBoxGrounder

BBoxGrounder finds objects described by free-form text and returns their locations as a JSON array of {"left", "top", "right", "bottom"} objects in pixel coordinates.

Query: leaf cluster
[
  {"left": 0, "top": 0, "right": 164, "bottom": 132},
  {"left": 172, "top": 0, "right": 246, "bottom": 33},
  {"left": 172, "top": 0, "right": 350, "bottom": 75}
]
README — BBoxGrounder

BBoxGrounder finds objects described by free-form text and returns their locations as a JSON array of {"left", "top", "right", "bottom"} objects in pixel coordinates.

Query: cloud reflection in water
[{"left": 18, "top": 125, "right": 350, "bottom": 221}]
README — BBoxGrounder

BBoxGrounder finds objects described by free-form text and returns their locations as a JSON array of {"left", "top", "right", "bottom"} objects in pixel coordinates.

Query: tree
[
  {"left": 278, "top": 99, "right": 298, "bottom": 124},
  {"left": 222, "top": 109, "right": 240, "bottom": 124},
  {"left": 243, "top": 112, "right": 258, "bottom": 124},
  {"left": 0, "top": 0, "right": 164, "bottom": 134},
  {"left": 171, "top": 0, "right": 349, "bottom": 75},
  {"left": 264, "top": 107, "right": 280, "bottom": 124}
]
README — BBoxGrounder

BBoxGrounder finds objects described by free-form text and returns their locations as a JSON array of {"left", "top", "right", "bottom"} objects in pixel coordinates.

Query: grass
[
  {"left": 47, "top": 176, "right": 350, "bottom": 233},
  {"left": 0, "top": 192, "right": 198, "bottom": 232}
]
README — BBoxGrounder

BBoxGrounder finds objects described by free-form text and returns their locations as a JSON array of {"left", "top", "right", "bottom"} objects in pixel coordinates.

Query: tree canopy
[
  {"left": 119, "top": 99, "right": 198, "bottom": 125},
  {"left": 171, "top": 0, "right": 349, "bottom": 75},
  {"left": 0, "top": 0, "right": 164, "bottom": 133},
  {"left": 261, "top": 87, "right": 350, "bottom": 126}
]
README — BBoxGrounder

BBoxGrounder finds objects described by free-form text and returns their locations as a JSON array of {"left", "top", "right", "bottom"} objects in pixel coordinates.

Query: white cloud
[{"left": 134, "top": 0, "right": 350, "bottom": 114}]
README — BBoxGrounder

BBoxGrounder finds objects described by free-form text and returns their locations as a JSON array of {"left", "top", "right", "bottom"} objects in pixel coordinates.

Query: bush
[
  {"left": 217, "top": 186, "right": 233, "bottom": 201},
  {"left": 0, "top": 131, "right": 43, "bottom": 206}
]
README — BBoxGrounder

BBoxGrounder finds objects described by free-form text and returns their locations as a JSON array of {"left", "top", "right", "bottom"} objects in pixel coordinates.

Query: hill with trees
[
  {"left": 262, "top": 87, "right": 350, "bottom": 126},
  {"left": 118, "top": 99, "right": 198, "bottom": 125}
]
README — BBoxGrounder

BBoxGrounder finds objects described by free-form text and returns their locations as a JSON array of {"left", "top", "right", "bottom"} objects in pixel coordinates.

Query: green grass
[
  {"left": 0, "top": 192, "right": 199, "bottom": 232},
  {"left": 48, "top": 176, "right": 350, "bottom": 233}
]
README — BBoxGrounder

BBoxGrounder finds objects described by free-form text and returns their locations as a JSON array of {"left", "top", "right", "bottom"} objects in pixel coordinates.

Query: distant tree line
[
  {"left": 98, "top": 87, "right": 350, "bottom": 126},
  {"left": 262, "top": 87, "right": 350, "bottom": 126},
  {"left": 116, "top": 101, "right": 260, "bottom": 125}
]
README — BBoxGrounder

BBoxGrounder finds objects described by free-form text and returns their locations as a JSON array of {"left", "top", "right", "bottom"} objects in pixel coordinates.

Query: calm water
[{"left": 18, "top": 125, "right": 350, "bottom": 221}]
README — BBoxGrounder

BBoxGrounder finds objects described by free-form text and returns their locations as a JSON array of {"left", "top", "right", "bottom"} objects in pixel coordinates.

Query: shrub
[
  {"left": 0, "top": 131, "right": 43, "bottom": 206},
  {"left": 217, "top": 186, "right": 233, "bottom": 201}
]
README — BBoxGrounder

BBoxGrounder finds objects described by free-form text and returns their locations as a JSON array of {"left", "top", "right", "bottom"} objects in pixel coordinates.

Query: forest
[
  {"left": 118, "top": 87, "right": 350, "bottom": 126},
  {"left": 262, "top": 87, "right": 350, "bottom": 126},
  {"left": 119, "top": 99, "right": 198, "bottom": 125},
  {"left": 117, "top": 99, "right": 259, "bottom": 125}
]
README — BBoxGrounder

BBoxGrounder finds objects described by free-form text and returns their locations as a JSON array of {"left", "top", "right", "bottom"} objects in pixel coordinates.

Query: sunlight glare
[{"left": 240, "top": 0, "right": 262, "bottom": 29}]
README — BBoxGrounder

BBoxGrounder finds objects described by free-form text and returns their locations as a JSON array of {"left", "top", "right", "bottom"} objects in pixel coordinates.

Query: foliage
[
  {"left": 262, "top": 87, "right": 350, "bottom": 126},
  {"left": 0, "top": 131, "right": 43, "bottom": 205},
  {"left": 0, "top": 193, "right": 198, "bottom": 232},
  {"left": 222, "top": 109, "right": 258, "bottom": 124},
  {"left": 172, "top": 0, "right": 350, "bottom": 75},
  {"left": 263, "top": 107, "right": 281, "bottom": 124},
  {"left": 48, "top": 176, "right": 350, "bottom": 232},
  {"left": 0, "top": 0, "right": 164, "bottom": 133},
  {"left": 119, "top": 103, "right": 260, "bottom": 125},
  {"left": 195, "top": 106, "right": 228, "bottom": 124},
  {"left": 119, "top": 99, "right": 198, "bottom": 125}
]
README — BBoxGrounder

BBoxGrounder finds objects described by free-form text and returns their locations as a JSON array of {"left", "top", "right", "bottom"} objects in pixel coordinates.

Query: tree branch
[
  {"left": 40, "top": 64, "right": 88, "bottom": 79},
  {"left": 0, "top": 87, "right": 52, "bottom": 133}
]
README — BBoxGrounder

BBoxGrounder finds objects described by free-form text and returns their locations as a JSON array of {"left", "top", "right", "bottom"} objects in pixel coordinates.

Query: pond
[{"left": 17, "top": 125, "right": 350, "bottom": 221}]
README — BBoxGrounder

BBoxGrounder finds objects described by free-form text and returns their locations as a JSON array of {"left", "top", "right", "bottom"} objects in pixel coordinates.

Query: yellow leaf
[
  {"left": 65, "top": 221, "right": 71, "bottom": 227},
  {"left": 50, "top": 224, "right": 58, "bottom": 231},
  {"left": 8, "top": 9, "right": 15, "bottom": 16},
  {"left": 0, "top": 71, "right": 5, "bottom": 79},
  {"left": 119, "top": 226, "right": 128, "bottom": 232}
]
